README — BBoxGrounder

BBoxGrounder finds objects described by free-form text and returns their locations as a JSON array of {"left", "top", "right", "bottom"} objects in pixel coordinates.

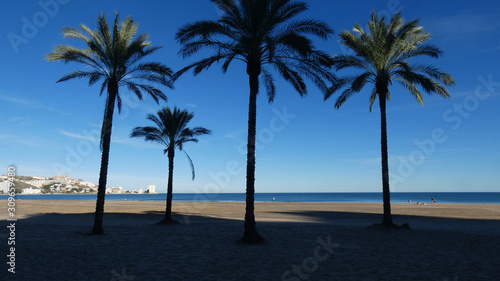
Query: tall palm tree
[
  {"left": 175, "top": 0, "right": 336, "bottom": 243},
  {"left": 130, "top": 107, "right": 211, "bottom": 224},
  {"left": 46, "top": 13, "right": 173, "bottom": 234},
  {"left": 325, "top": 11, "right": 455, "bottom": 226}
]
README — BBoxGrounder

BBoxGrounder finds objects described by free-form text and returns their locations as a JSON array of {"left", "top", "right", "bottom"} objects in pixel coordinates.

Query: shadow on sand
[
  {"left": 268, "top": 210, "right": 500, "bottom": 235},
  {"left": 18, "top": 208, "right": 500, "bottom": 236},
  {"left": 9, "top": 209, "right": 500, "bottom": 280}
]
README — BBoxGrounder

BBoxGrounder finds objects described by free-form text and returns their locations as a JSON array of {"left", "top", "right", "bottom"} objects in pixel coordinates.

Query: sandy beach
[{"left": 2, "top": 200, "right": 500, "bottom": 280}]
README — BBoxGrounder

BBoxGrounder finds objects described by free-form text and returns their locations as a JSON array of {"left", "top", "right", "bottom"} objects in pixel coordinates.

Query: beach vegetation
[
  {"left": 46, "top": 12, "right": 173, "bottom": 234},
  {"left": 325, "top": 11, "right": 455, "bottom": 226},
  {"left": 131, "top": 107, "right": 211, "bottom": 224},
  {"left": 175, "top": 0, "right": 336, "bottom": 243}
]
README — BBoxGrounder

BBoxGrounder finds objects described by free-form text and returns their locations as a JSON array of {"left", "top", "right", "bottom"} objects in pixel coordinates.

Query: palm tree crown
[
  {"left": 46, "top": 12, "right": 173, "bottom": 234},
  {"left": 131, "top": 107, "right": 212, "bottom": 180},
  {"left": 175, "top": 0, "right": 336, "bottom": 99},
  {"left": 131, "top": 107, "right": 211, "bottom": 223},
  {"left": 175, "top": 0, "right": 335, "bottom": 243},
  {"left": 327, "top": 11, "right": 455, "bottom": 109},
  {"left": 46, "top": 12, "right": 173, "bottom": 147},
  {"left": 326, "top": 11, "right": 455, "bottom": 226}
]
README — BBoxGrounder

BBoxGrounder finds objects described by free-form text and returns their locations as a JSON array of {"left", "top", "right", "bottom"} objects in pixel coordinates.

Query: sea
[{"left": 2, "top": 192, "right": 500, "bottom": 204}]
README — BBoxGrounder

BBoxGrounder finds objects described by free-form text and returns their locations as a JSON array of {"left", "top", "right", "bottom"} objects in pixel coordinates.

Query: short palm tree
[
  {"left": 46, "top": 13, "right": 173, "bottom": 234},
  {"left": 325, "top": 11, "right": 455, "bottom": 226},
  {"left": 175, "top": 0, "right": 336, "bottom": 243},
  {"left": 131, "top": 107, "right": 211, "bottom": 224}
]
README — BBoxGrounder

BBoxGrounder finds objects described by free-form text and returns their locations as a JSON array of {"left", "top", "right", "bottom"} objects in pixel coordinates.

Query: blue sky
[{"left": 1, "top": 0, "right": 499, "bottom": 193}]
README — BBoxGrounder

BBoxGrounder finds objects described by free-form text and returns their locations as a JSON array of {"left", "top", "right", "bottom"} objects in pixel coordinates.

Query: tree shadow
[
  {"left": 10, "top": 209, "right": 500, "bottom": 280},
  {"left": 267, "top": 210, "right": 500, "bottom": 235},
  {"left": 17, "top": 208, "right": 500, "bottom": 236}
]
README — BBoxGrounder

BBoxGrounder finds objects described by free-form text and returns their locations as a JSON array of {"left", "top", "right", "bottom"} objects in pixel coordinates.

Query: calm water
[{"left": 2, "top": 192, "right": 500, "bottom": 204}]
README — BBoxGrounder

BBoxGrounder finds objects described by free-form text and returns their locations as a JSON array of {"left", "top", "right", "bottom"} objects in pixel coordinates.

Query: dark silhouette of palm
[
  {"left": 175, "top": 0, "right": 335, "bottom": 243},
  {"left": 46, "top": 13, "right": 173, "bottom": 234},
  {"left": 131, "top": 107, "right": 211, "bottom": 224},
  {"left": 325, "top": 11, "right": 455, "bottom": 226}
]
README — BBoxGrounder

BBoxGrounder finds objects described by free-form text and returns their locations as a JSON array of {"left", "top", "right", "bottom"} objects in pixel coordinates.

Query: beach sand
[{"left": 2, "top": 200, "right": 500, "bottom": 280}]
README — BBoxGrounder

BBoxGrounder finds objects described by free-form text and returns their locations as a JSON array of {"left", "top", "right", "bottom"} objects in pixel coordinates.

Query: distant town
[{"left": 0, "top": 174, "right": 157, "bottom": 195}]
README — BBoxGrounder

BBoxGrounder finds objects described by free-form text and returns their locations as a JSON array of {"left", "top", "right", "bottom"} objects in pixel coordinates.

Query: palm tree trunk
[
  {"left": 379, "top": 91, "right": 394, "bottom": 226},
  {"left": 92, "top": 83, "right": 117, "bottom": 234},
  {"left": 242, "top": 72, "right": 264, "bottom": 243},
  {"left": 164, "top": 147, "right": 175, "bottom": 222}
]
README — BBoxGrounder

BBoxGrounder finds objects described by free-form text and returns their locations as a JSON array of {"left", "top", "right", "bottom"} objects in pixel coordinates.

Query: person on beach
[{"left": 432, "top": 198, "right": 435, "bottom": 203}]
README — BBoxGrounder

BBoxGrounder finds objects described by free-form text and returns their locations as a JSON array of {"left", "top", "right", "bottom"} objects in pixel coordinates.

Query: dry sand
[{"left": 2, "top": 200, "right": 500, "bottom": 280}]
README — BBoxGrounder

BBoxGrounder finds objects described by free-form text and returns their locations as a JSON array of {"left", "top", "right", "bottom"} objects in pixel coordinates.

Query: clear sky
[{"left": 1, "top": 0, "right": 499, "bottom": 193}]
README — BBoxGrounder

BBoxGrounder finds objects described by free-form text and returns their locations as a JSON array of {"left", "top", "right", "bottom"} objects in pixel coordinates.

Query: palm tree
[
  {"left": 175, "top": 0, "right": 336, "bottom": 243},
  {"left": 46, "top": 13, "right": 173, "bottom": 234},
  {"left": 131, "top": 107, "right": 211, "bottom": 224},
  {"left": 325, "top": 11, "right": 455, "bottom": 226}
]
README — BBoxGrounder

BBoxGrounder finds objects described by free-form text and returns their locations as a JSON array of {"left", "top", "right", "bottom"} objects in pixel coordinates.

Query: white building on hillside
[
  {"left": 22, "top": 187, "right": 42, "bottom": 194},
  {"left": 25, "top": 179, "right": 52, "bottom": 188},
  {"left": 0, "top": 181, "right": 10, "bottom": 194},
  {"left": 80, "top": 180, "right": 97, "bottom": 188},
  {"left": 147, "top": 185, "right": 156, "bottom": 194},
  {"left": 51, "top": 175, "right": 70, "bottom": 184},
  {"left": 106, "top": 187, "right": 123, "bottom": 194}
]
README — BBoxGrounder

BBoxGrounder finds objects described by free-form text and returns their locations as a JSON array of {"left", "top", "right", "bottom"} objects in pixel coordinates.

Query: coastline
[
  {"left": 4, "top": 200, "right": 500, "bottom": 223},
  {"left": 3, "top": 191, "right": 500, "bottom": 204},
  {"left": 3, "top": 200, "right": 500, "bottom": 279}
]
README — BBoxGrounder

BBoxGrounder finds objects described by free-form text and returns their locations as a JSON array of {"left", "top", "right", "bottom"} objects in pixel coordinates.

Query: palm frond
[
  {"left": 368, "top": 87, "right": 377, "bottom": 112},
  {"left": 332, "top": 54, "right": 371, "bottom": 71},
  {"left": 47, "top": 12, "right": 171, "bottom": 106},
  {"left": 191, "top": 127, "right": 212, "bottom": 136},
  {"left": 183, "top": 150, "right": 196, "bottom": 180},
  {"left": 325, "top": 76, "right": 348, "bottom": 101},
  {"left": 176, "top": 0, "right": 335, "bottom": 101},
  {"left": 130, "top": 126, "right": 169, "bottom": 147},
  {"left": 281, "top": 19, "right": 333, "bottom": 40},
  {"left": 61, "top": 26, "right": 91, "bottom": 43},
  {"left": 334, "top": 88, "right": 356, "bottom": 109},
  {"left": 274, "top": 61, "right": 307, "bottom": 95},
  {"left": 132, "top": 106, "right": 211, "bottom": 180},
  {"left": 272, "top": 0, "right": 308, "bottom": 25},
  {"left": 116, "top": 94, "right": 122, "bottom": 113},
  {"left": 176, "top": 20, "right": 230, "bottom": 45},
  {"left": 330, "top": 10, "right": 454, "bottom": 111},
  {"left": 280, "top": 32, "right": 316, "bottom": 54},
  {"left": 55, "top": 70, "right": 103, "bottom": 83},
  {"left": 262, "top": 68, "right": 276, "bottom": 102}
]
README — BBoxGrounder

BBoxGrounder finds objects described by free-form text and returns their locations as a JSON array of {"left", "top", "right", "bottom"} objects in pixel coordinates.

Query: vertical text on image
[{"left": 6, "top": 166, "right": 17, "bottom": 274}]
